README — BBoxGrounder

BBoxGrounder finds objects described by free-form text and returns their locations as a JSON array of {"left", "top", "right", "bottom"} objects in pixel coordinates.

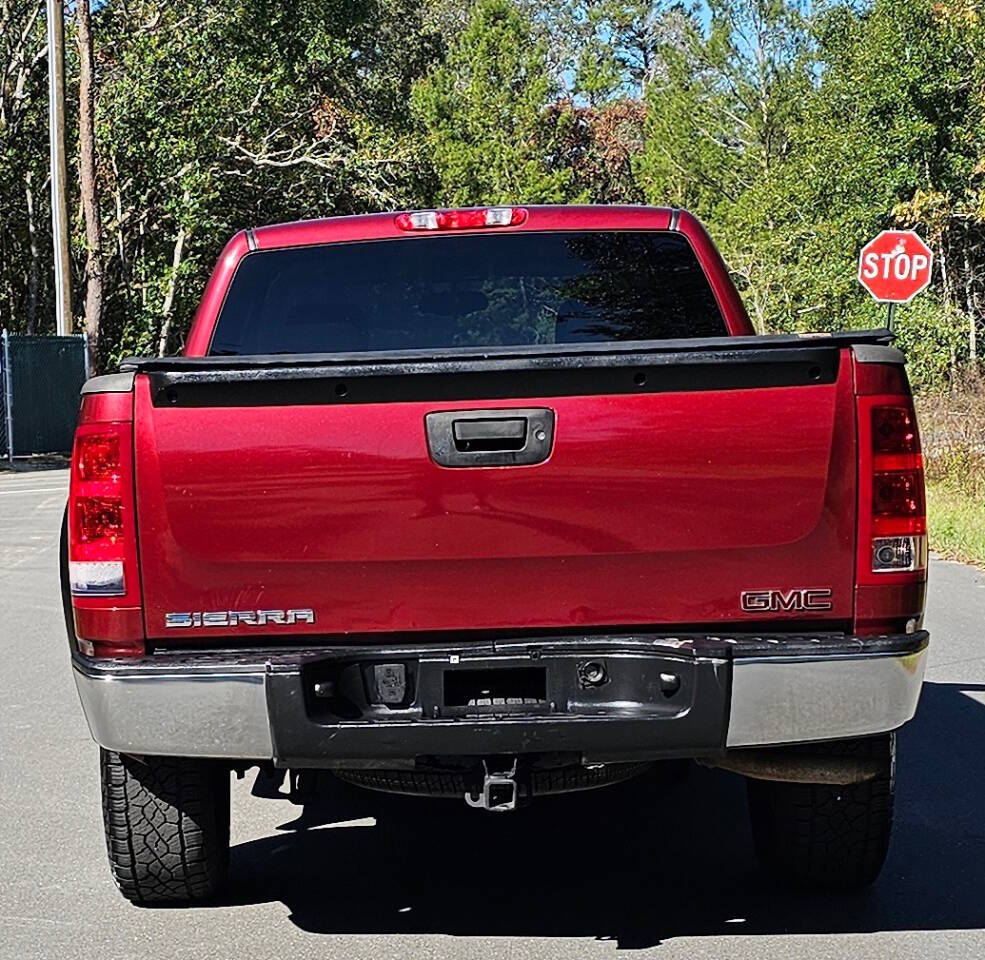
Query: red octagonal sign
[{"left": 858, "top": 230, "right": 933, "bottom": 303}]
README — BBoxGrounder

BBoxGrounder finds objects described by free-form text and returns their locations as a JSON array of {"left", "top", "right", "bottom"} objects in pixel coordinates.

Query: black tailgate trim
[
  {"left": 142, "top": 346, "right": 841, "bottom": 407},
  {"left": 123, "top": 327, "right": 891, "bottom": 372}
]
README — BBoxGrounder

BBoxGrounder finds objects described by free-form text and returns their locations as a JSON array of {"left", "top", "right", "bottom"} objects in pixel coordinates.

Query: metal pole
[
  {"left": 47, "top": 0, "right": 72, "bottom": 336},
  {"left": 2, "top": 329, "right": 14, "bottom": 465},
  {"left": 887, "top": 303, "right": 897, "bottom": 333},
  {"left": 82, "top": 332, "right": 90, "bottom": 383}
]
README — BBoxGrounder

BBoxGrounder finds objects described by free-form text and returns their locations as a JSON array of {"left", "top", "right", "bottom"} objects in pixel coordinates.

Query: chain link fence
[{"left": 1, "top": 330, "right": 88, "bottom": 464}]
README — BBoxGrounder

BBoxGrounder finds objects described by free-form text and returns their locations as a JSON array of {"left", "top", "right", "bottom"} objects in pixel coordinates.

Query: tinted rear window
[{"left": 210, "top": 231, "right": 725, "bottom": 355}]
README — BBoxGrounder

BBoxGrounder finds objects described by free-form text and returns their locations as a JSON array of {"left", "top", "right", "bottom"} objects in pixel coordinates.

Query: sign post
[{"left": 858, "top": 230, "right": 933, "bottom": 331}]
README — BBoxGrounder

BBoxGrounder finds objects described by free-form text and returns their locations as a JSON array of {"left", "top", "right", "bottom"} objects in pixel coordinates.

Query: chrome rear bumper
[
  {"left": 74, "top": 660, "right": 272, "bottom": 758},
  {"left": 72, "top": 632, "right": 928, "bottom": 762},
  {"left": 726, "top": 643, "right": 927, "bottom": 747}
]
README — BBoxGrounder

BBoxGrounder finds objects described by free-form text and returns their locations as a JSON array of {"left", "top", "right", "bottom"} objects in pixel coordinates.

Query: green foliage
[
  {"left": 1, "top": 0, "right": 445, "bottom": 362},
  {"left": 763, "top": 0, "right": 985, "bottom": 348},
  {"left": 90, "top": 0, "right": 446, "bottom": 364},
  {"left": 892, "top": 297, "right": 967, "bottom": 391},
  {"left": 634, "top": 0, "right": 985, "bottom": 384},
  {"left": 0, "top": 2, "right": 61, "bottom": 334},
  {"left": 411, "top": 0, "right": 573, "bottom": 205},
  {"left": 1, "top": 0, "right": 984, "bottom": 386},
  {"left": 638, "top": 0, "right": 816, "bottom": 331}
]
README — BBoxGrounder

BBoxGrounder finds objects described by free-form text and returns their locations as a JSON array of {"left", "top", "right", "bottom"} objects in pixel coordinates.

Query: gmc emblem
[{"left": 740, "top": 588, "right": 833, "bottom": 613}]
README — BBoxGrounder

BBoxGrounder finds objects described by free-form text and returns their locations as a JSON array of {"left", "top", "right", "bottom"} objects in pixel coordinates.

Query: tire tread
[
  {"left": 747, "top": 733, "right": 895, "bottom": 890},
  {"left": 100, "top": 749, "right": 229, "bottom": 904}
]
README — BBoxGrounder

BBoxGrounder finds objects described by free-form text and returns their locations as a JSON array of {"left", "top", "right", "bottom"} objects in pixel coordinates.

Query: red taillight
[
  {"left": 395, "top": 207, "right": 527, "bottom": 231},
  {"left": 865, "top": 410, "right": 926, "bottom": 553},
  {"left": 872, "top": 471, "right": 925, "bottom": 523},
  {"left": 854, "top": 360, "right": 927, "bottom": 633},
  {"left": 77, "top": 433, "right": 121, "bottom": 482},
  {"left": 871, "top": 405, "right": 917, "bottom": 455},
  {"left": 74, "top": 496, "right": 124, "bottom": 547},
  {"left": 69, "top": 416, "right": 143, "bottom": 656}
]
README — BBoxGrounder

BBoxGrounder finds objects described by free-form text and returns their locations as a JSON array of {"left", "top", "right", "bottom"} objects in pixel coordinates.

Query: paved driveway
[{"left": 2, "top": 468, "right": 984, "bottom": 959}]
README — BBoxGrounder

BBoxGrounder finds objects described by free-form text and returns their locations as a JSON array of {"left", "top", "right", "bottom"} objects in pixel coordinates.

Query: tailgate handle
[
  {"left": 426, "top": 408, "right": 554, "bottom": 467},
  {"left": 453, "top": 417, "right": 527, "bottom": 452}
]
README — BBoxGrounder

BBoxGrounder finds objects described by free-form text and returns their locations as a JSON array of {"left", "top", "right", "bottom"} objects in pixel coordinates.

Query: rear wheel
[
  {"left": 101, "top": 749, "right": 230, "bottom": 904},
  {"left": 746, "top": 733, "right": 895, "bottom": 890}
]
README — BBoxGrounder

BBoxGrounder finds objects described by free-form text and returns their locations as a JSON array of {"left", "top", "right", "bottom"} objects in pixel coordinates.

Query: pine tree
[{"left": 411, "top": 0, "right": 572, "bottom": 205}]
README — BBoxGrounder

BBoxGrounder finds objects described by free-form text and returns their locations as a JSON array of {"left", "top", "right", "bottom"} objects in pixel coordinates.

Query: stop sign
[{"left": 858, "top": 230, "right": 933, "bottom": 303}]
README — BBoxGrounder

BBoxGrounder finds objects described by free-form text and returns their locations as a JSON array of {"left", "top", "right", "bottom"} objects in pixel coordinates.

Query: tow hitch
[{"left": 465, "top": 758, "right": 522, "bottom": 812}]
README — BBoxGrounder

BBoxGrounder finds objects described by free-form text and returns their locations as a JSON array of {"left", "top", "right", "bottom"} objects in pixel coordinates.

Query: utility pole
[{"left": 47, "top": 0, "right": 72, "bottom": 336}]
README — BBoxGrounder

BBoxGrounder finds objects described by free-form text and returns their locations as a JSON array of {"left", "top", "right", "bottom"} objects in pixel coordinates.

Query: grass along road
[{"left": 927, "top": 482, "right": 985, "bottom": 568}]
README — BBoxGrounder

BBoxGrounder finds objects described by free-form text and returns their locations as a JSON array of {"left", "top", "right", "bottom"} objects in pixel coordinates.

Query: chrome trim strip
[
  {"left": 733, "top": 648, "right": 924, "bottom": 665},
  {"left": 81, "top": 372, "right": 135, "bottom": 395},
  {"left": 727, "top": 646, "right": 927, "bottom": 747}
]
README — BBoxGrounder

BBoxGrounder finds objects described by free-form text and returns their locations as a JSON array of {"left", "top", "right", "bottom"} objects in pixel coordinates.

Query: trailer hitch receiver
[{"left": 465, "top": 758, "right": 520, "bottom": 812}]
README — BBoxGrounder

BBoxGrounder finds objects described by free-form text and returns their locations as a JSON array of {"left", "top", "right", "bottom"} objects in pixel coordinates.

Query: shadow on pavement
[{"left": 221, "top": 680, "right": 985, "bottom": 948}]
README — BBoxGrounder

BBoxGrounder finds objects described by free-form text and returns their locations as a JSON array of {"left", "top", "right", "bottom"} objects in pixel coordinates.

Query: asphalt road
[{"left": 2, "top": 467, "right": 985, "bottom": 960}]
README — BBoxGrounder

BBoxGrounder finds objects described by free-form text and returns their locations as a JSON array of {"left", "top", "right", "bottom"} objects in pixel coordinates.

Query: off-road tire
[
  {"left": 101, "top": 749, "right": 230, "bottom": 904},
  {"left": 746, "top": 733, "right": 895, "bottom": 890}
]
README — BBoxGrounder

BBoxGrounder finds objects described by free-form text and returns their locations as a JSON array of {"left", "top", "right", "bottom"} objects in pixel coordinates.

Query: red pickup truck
[{"left": 62, "top": 205, "right": 928, "bottom": 904}]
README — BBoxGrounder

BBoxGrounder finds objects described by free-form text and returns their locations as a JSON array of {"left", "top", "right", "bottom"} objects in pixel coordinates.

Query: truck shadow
[{"left": 223, "top": 680, "right": 985, "bottom": 948}]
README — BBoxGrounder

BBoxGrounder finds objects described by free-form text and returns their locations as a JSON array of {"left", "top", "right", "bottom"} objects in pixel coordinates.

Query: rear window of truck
[{"left": 210, "top": 231, "right": 726, "bottom": 355}]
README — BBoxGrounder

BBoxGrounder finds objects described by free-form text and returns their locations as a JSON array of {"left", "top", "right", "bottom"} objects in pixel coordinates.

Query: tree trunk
[
  {"left": 110, "top": 154, "right": 131, "bottom": 307},
  {"left": 139, "top": 216, "right": 147, "bottom": 311},
  {"left": 963, "top": 245, "right": 977, "bottom": 362},
  {"left": 77, "top": 0, "right": 103, "bottom": 375},
  {"left": 25, "top": 169, "right": 39, "bottom": 335},
  {"left": 158, "top": 223, "right": 187, "bottom": 356}
]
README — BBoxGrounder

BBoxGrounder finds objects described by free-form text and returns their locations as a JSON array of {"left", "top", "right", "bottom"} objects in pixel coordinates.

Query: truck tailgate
[{"left": 133, "top": 346, "right": 857, "bottom": 642}]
